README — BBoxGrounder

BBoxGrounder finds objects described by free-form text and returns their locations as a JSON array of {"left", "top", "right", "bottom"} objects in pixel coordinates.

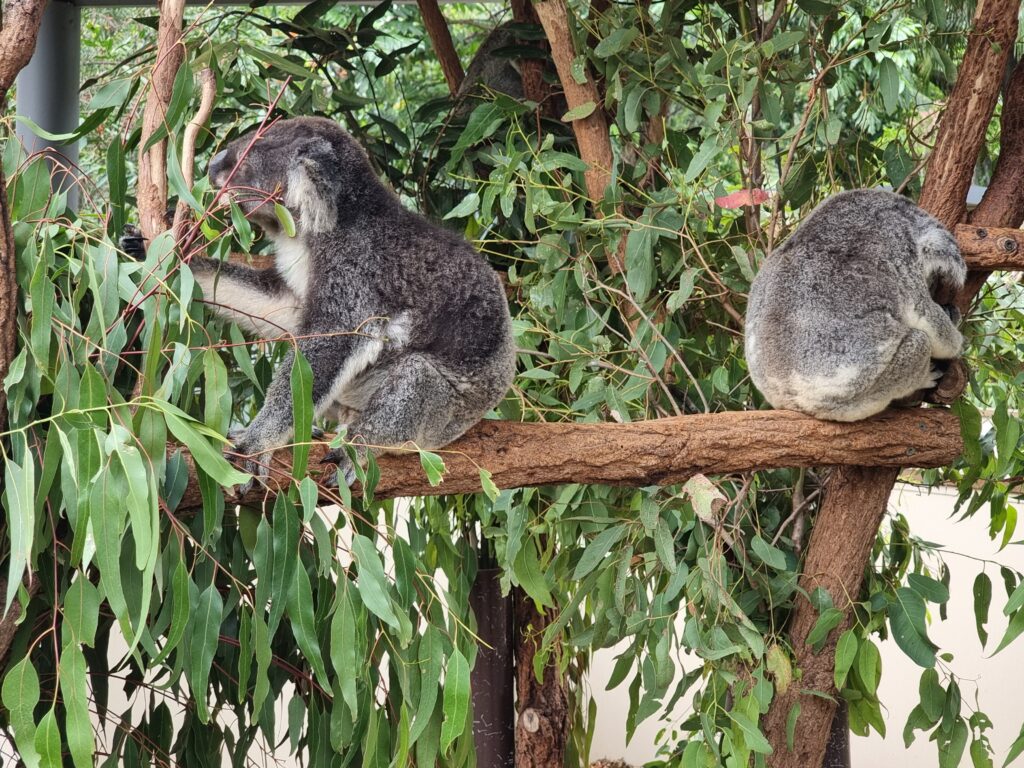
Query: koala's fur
[
  {"left": 194, "top": 116, "right": 516, "bottom": 482},
  {"left": 744, "top": 189, "right": 966, "bottom": 422},
  {"left": 453, "top": 23, "right": 525, "bottom": 116}
]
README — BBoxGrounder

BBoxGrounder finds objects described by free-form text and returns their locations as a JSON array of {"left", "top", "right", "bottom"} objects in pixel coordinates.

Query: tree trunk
[
  {"left": 471, "top": 569, "right": 516, "bottom": 768},
  {"left": 763, "top": 2, "right": 1023, "bottom": 764},
  {"left": 416, "top": 0, "right": 463, "bottom": 96},
  {"left": 514, "top": 589, "right": 568, "bottom": 768}
]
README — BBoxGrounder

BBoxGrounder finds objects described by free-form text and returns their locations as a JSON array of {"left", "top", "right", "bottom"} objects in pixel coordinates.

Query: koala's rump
[{"left": 746, "top": 251, "right": 916, "bottom": 410}]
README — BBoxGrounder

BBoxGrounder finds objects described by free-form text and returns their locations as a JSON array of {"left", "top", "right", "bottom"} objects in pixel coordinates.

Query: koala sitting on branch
[
  {"left": 194, "top": 116, "right": 516, "bottom": 486},
  {"left": 744, "top": 189, "right": 966, "bottom": 422}
]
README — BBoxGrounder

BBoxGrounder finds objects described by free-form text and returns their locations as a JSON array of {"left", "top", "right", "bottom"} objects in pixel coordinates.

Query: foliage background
[{"left": 0, "top": 0, "right": 1022, "bottom": 766}]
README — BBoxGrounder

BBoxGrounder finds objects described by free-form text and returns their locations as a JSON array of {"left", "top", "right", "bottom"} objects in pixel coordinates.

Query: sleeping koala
[
  {"left": 193, "top": 116, "right": 516, "bottom": 485},
  {"left": 744, "top": 189, "right": 965, "bottom": 422}
]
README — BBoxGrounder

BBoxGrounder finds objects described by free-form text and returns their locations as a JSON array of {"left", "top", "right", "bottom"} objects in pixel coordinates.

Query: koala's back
[{"left": 745, "top": 190, "right": 959, "bottom": 420}]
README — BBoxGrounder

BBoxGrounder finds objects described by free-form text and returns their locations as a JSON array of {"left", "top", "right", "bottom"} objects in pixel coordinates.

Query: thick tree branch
[
  {"left": 0, "top": 0, "right": 48, "bottom": 427},
  {"left": 175, "top": 408, "right": 961, "bottom": 509},
  {"left": 416, "top": 0, "right": 464, "bottom": 96},
  {"left": 137, "top": 0, "right": 186, "bottom": 243},
  {"left": 962, "top": 58, "right": 1024, "bottom": 307},
  {"left": 917, "top": 0, "right": 1021, "bottom": 229},
  {"left": 534, "top": 0, "right": 613, "bottom": 213},
  {"left": 764, "top": 3, "right": 1022, "bottom": 764},
  {"left": 172, "top": 67, "right": 216, "bottom": 243}
]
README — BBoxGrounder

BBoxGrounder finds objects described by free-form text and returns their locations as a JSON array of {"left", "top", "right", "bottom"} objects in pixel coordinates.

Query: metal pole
[{"left": 15, "top": 0, "right": 82, "bottom": 209}]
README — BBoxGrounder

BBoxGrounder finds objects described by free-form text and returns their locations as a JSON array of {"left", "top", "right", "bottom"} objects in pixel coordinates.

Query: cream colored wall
[{"left": 587, "top": 484, "right": 1024, "bottom": 767}]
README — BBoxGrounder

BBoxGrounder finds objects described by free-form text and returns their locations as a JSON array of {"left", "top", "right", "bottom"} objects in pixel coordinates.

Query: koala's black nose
[{"left": 209, "top": 149, "right": 231, "bottom": 187}]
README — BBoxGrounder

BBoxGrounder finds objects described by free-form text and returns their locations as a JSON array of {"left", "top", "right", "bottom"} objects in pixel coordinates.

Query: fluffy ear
[
  {"left": 917, "top": 227, "right": 967, "bottom": 293},
  {"left": 285, "top": 140, "right": 337, "bottom": 234}
]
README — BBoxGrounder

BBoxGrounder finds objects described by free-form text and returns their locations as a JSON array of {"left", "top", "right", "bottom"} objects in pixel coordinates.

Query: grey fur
[
  {"left": 744, "top": 189, "right": 966, "bottom": 422},
  {"left": 195, "top": 116, "right": 516, "bottom": 484},
  {"left": 453, "top": 24, "right": 525, "bottom": 118}
]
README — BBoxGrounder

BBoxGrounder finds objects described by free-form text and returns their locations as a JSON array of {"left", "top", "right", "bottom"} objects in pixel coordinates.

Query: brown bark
[
  {"left": 954, "top": 224, "right": 1024, "bottom": 269},
  {"left": 511, "top": 0, "right": 549, "bottom": 109},
  {"left": 961, "top": 58, "right": 1024, "bottom": 308},
  {"left": 137, "top": 0, "right": 186, "bottom": 243},
  {"left": 762, "top": 467, "right": 899, "bottom": 768},
  {"left": 416, "top": 0, "right": 464, "bottom": 96},
  {"left": 534, "top": 0, "right": 614, "bottom": 218},
  {"left": 0, "top": 0, "right": 48, "bottom": 428},
  {"left": 175, "top": 408, "right": 962, "bottom": 509},
  {"left": 0, "top": 579, "right": 39, "bottom": 669},
  {"left": 764, "top": 3, "right": 1021, "bottom": 764},
  {"left": 917, "top": 0, "right": 1021, "bottom": 229},
  {"left": 172, "top": 67, "right": 216, "bottom": 244},
  {"left": 514, "top": 589, "right": 568, "bottom": 768}
]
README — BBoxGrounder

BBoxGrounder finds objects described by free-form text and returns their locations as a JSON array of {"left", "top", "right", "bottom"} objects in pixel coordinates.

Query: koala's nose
[{"left": 209, "top": 149, "right": 231, "bottom": 187}]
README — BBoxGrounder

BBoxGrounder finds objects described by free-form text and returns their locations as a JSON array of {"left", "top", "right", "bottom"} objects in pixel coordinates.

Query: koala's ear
[{"left": 285, "top": 141, "right": 337, "bottom": 233}]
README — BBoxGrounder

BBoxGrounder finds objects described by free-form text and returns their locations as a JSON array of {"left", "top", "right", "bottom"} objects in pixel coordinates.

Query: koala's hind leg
[
  {"left": 865, "top": 329, "right": 938, "bottom": 407},
  {"left": 321, "top": 354, "right": 474, "bottom": 484},
  {"left": 904, "top": 298, "right": 963, "bottom": 360}
]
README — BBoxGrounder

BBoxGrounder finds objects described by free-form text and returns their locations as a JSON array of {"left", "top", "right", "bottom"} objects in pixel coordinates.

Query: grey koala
[
  {"left": 452, "top": 23, "right": 531, "bottom": 118},
  {"left": 744, "top": 189, "right": 966, "bottom": 422},
  {"left": 194, "top": 116, "right": 516, "bottom": 485}
]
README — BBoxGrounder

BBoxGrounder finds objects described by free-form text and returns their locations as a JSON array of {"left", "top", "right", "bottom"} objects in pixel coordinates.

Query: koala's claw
[{"left": 320, "top": 448, "right": 358, "bottom": 489}]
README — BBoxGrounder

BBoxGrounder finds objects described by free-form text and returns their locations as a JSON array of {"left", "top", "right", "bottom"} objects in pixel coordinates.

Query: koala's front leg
[
  {"left": 229, "top": 336, "right": 355, "bottom": 492},
  {"left": 190, "top": 258, "right": 302, "bottom": 339}
]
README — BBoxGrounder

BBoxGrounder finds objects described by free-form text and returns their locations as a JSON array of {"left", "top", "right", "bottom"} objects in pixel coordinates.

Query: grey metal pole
[{"left": 15, "top": 0, "right": 82, "bottom": 210}]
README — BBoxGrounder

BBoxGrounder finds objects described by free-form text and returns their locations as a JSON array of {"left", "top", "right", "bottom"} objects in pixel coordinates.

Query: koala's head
[{"left": 208, "top": 117, "right": 375, "bottom": 236}]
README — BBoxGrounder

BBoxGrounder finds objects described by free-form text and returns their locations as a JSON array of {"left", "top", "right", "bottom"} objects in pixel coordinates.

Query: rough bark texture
[
  {"left": 0, "top": 0, "right": 48, "bottom": 428},
  {"left": 510, "top": 0, "right": 551, "bottom": 110},
  {"left": 916, "top": 0, "right": 1021, "bottom": 228},
  {"left": 962, "top": 58, "right": 1024, "bottom": 308},
  {"left": 172, "top": 67, "right": 216, "bottom": 244},
  {"left": 534, "top": 0, "right": 614, "bottom": 217},
  {"left": 176, "top": 408, "right": 961, "bottom": 509},
  {"left": 764, "top": 3, "right": 1021, "bottom": 764},
  {"left": 954, "top": 224, "right": 1024, "bottom": 269},
  {"left": 471, "top": 569, "right": 516, "bottom": 768},
  {"left": 514, "top": 589, "right": 568, "bottom": 768},
  {"left": 416, "top": 0, "right": 464, "bottom": 95},
  {"left": 763, "top": 468, "right": 899, "bottom": 767},
  {"left": 0, "top": 579, "right": 39, "bottom": 673},
  {"left": 137, "top": 0, "right": 186, "bottom": 243}
]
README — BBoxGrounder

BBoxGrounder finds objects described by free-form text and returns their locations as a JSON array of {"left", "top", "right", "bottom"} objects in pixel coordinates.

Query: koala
[
  {"left": 453, "top": 23, "right": 525, "bottom": 118},
  {"left": 193, "top": 116, "right": 516, "bottom": 485},
  {"left": 744, "top": 189, "right": 966, "bottom": 422}
]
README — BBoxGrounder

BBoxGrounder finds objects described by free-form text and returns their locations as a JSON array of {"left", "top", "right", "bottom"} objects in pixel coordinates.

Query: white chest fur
[{"left": 272, "top": 235, "right": 312, "bottom": 301}]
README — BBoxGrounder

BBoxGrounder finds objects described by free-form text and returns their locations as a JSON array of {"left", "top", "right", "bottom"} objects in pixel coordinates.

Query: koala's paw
[
  {"left": 943, "top": 304, "right": 962, "bottom": 325},
  {"left": 924, "top": 362, "right": 945, "bottom": 389},
  {"left": 226, "top": 429, "right": 271, "bottom": 496},
  {"left": 120, "top": 225, "right": 146, "bottom": 261},
  {"left": 320, "top": 448, "right": 358, "bottom": 489}
]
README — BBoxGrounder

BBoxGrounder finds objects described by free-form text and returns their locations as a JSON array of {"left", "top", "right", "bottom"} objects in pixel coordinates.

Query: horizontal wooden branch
[
  {"left": 953, "top": 224, "right": 1024, "bottom": 270},
  {"left": 176, "top": 408, "right": 962, "bottom": 508}
]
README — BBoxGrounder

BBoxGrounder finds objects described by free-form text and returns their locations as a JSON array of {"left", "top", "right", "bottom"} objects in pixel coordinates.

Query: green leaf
[
  {"left": 994, "top": 608, "right": 1024, "bottom": 655},
  {"left": 291, "top": 348, "right": 314, "bottom": 480},
  {"left": 573, "top": 525, "right": 627, "bottom": 580},
  {"left": 561, "top": 101, "right": 597, "bottom": 122},
  {"left": 856, "top": 638, "right": 881, "bottom": 697},
  {"left": 35, "top": 708, "right": 61, "bottom": 768},
  {"left": 440, "top": 647, "right": 470, "bottom": 755},
  {"left": 805, "top": 607, "right": 843, "bottom": 649},
  {"left": 890, "top": 588, "right": 937, "bottom": 667},
  {"left": 479, "top": 468, "right": 499, "bottom": 501},
  {"left": 2, "top": 656, "right": 41, "bottom": 768},
  {"left": 908, "top": 573, "right": 950, "bottom": 604},
  {"left": 162, "top": 407, "right": 249, "bottom": 487},
  {"left": 834, "top": 630, "right": 858, "bottom": 690},
  {"left": 275, "top": 202, "right": 297, "bottom": 237},
  {"left": 185, "top": 581, "right": 225, "bottom": 723},
  {"left": 878, "top": 57, "right": 900, "bottom": 113},
  {"left": 269, "top": 495, "right": 299, "bottom": 635},
  {"left": 1003, "top": 720, "right": 1024, "bottom": 766},
  {"left": 4, "top": 435, "right": 35, "bottom": 611},
  {"left": 351, "top": 534, "right": 401, "bottom": 629},
  {"left": 60, "top": 644, "right": 94, "bottom": 768},
  {"left": 443, "top": 192, "right": 481, "bottom": 220},
  {"left": 593, "top": 27, "right": 638, "bottom": 57},
  {"left": 287, "top": 564, "right": 331, "bottom": 690},
  {"left": 919, "top": 668, "right": 945, "bottom": 721},
  {"left": 954, "top": 400, "right": 983, "bottom": 466},
  {"left": 419, "top": 450, "right": 446, "bottom": 487},
  {"left": 411, "top": 626, "right": 444, "bottom": 745},
  {"left": 152, "top": 555, "right": 190, "bottom": 665},
  {"left": 974, "top": 572, "right": 992, "bottom": 648},
  {"left": 751, "top": 535, "right": 788, "bottom": 570},
  {"left": 731, "top": 711, "right": 772, "bottom": 755},
  {"left": 331, "top": 584, "right": 360, "bottom": 721},
  {"left": 63, "top": 578, "right": 100, "bottom": 647}
]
